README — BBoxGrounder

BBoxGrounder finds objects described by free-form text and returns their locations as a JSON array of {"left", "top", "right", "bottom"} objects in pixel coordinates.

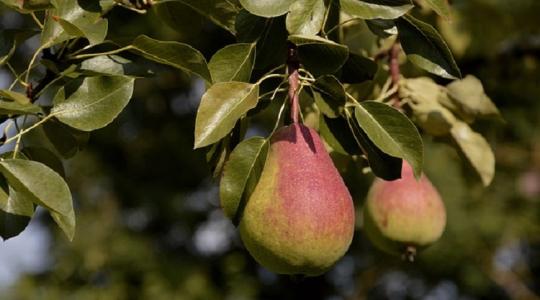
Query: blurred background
[{"left": 1, "top": 0, "right": 539, "bottom": 299}]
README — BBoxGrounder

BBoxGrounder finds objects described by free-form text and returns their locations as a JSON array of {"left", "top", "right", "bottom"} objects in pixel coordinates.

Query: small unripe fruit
[
  {"left": 239, "top": 123, "right": 355, "bottom": 276},
  {"left": 363, "top": 162, "right": 446, "bottom": 260}
]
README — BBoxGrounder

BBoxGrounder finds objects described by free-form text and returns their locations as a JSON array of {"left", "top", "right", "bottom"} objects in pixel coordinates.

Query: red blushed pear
[
  {"left": 239, "top": 123, "right": 355, "bottom": 276},
  {"left": 364, "top": 161, "right": 446, "bottom": 261}
]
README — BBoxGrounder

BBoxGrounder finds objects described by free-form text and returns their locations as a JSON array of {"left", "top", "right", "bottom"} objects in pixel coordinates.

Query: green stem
[
  {"left": 12, "top": 116, "right": 27, "bottom": 159},
  {"left": 255, "top": 73, "right": 286, "bottom": 85},
  {"left": 30, "top": 12, "right": 44, "bottom": 29},
  {"left": 24, "top": 45, "right": 46, "bottom": 84},
  {"left": 6, "top": 63, "right": 29, "bottom": 89},
  {"left": 326, "top": 18, "right": 362, "bottom": 36},
  {"left": 67, "top": 45, "right": 134, "bottom": 60},
  {"left": 2, "top": 114, "right": 54, "bottom": 147}
]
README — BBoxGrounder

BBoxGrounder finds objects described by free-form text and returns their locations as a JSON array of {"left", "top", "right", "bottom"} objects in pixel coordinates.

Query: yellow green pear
[
  {"left": 238, "top": 123, "right": 355, "bottom": 276},
  {"left": 364, "top": 161, "right": 446, "bottom": 260}
]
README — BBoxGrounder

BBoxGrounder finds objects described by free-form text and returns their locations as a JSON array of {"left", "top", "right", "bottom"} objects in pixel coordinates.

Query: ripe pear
[
  {"left": 364, "top": 162, "right": 446, "bottom": 260},
  {"left": 239, "top": 123, "right": 355, "bottom": 276}
]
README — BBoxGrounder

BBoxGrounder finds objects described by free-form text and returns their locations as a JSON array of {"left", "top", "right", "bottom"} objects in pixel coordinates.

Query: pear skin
[
  {"left": 364, "top": 162, "right": 446, "bottom": 259},
  {"left": 239, "top": 123, "right": 355, "bottom": 276}
]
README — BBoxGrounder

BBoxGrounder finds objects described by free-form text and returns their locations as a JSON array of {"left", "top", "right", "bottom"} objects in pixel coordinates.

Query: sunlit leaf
[
  {"left": 239, "top": 0, "right": 295, "bottom": 17},
  {"left": 340, "top": 0, "right": 413, "bottom": 19},
  {"left": 450, "top": 121, "right": 495, "bottom": 186},
  {"left": 130, "top": 35, "right": 212, "bottom": 83},
  {"left": 0, "top": 159, "right": 75, "bottom": 240},
  {"left": 51, "top": 76, "right": 135, "bottom": 131},
  {"left": 0, "top": 101, "right": 43, "bottom": 116},
  {"left": 41, "top": 0, "right": 107, "bottom": 46},
  {"left": 0, "top": 176, "right": 34, "bottom": 217},
  {"left": 354, "top": 101, "right": 423, "bottom": 178},
  {"left": 79, "top": 55, "right": 153, "bottom": 77},
  {"left": 423, "top": 0, "right": 451, "bottom": 19},
  {"left": 194, "top": 82, "right": 259, "bottom": 148},
  {"left": 209, "top": 43, "right": 256, "bottom": 83},
  {"left": 446, "top": 75, "right": 500, "bottom": 119},
  {"left": 57, "top": 17, "right": 108, "bottom": 45},
  {"left": 0, "top": 90, "right": 30, "bottom": 105},
  {"left": 346, "top": 112, "right": 402, "bottom": 180},
  {"left": 220, "top": 137, "right": 268, "bottom": 222},
  {"left": 286, "top": 0, "right": 325, "bottom": 36},
  {"left": 396, "top": 15, "right": 461, "bottom": 79},
  {"left": 22, "top": 147, "right": 65, "bottom": 178}
]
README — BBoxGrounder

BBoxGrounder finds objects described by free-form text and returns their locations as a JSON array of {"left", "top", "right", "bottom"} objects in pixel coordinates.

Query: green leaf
[
  {"left": 0, "top": 90, "right": 31, "bottom": 105},
  {"left": 422, "top": 0, "right": 451, "bottom": 19},
  {"left": 286, "top": 0, "right": 325, "bottom": 36},
  {"left": 0, "top": 0, "right": 53, "bottom": 11},
  {"left": 312, "top": 75, "right": 346, "bottom": 118},
  {"left": 130, "top": 35, "right": 212, "bottom": 83},
  {"left": 319, "top": 116, "right": 362, "bottom": 155},
  {"left": 289, "top": 34, "right": 349, "bottom": 76},
  {"left": 340, "top": 0, "right": 413, "bottom": 19},
  {"left": 57, "top": 17, "right": 108, "bottom": 45},
  {"left": 79, "top": 55, "right": 153, "bottom": 77},
  {"left": 446, "top": 75, "right": 500, "bottom": 119},
  {"left": 346, "top": 112, "right": 402, "bottom": 180},
  {"left": 365, "top": 19, "right": 397, "bottom": 38},
  {"left": 0, "top": 101, "right": 43, "bottom": 116},
  {"left": 0, "top": 210, "right": 31, "bottom": 241},
  {"left": 338, "top": 52, "right": 378, "bottom": 83},
  {"left": 235, "top": 13, "right": 288, "bottom": 70},
  {"left": 235, "top": 9, "right": 267, "bottom": 42},
  {"left": 168, "top": 0, "right": 240, "bottom": 34},
  {"left": 0, "top": 176, "right": 34, "bottom": 217},
  {"left": 207, "top": 138, "right": 231, "bottom": 178},
  {"left": 239, "top": 0, "right": 295, "bottom": 17},
  {"left": 450, "top": 121, "right": 495, "bottom": 186},
  {"left": 400, "top": 77, "right": 457, "bottom": 136},
  {"left": 154, "top": 1, "right": 205, "bottom": 38},
  {"left": 22, "top": 147, "right": 65, "bottom": 178},
  {"left": 220, "top": 137, "right": 268, "bottom": 222},
  {"left": 0, "top": 159, "right": 75, "bottom": 240},
  {"left": 41, "top": 0, "right": 107, "bottom": 46},
  {"left": 354, "top": 101, "right": 423, "bottom": 178},
  {"left": 209, "top": 43, "right": 256, "bottom": 83},
  {"left": 396, "top": 15, "right": 461, "bottom": 79},
  {"left": 51, "top": 76, "right": 135, "bottom": 131},
  {"left": 194, "top": 82, "right": 259, "bottom": 148},
  {"left": 41, "top": 120, "right": 89, "bottom": 159}
]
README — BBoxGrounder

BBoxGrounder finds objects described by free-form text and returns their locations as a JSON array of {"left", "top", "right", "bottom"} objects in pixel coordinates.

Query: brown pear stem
[
  {"left": 402, "top": 245, "right": 417, "bottom": 262},
  {"left": 389, "top": 42, "right": 401, "bottom": 108},
  {"left": 287, "top": 43, "right": 300, "bottom": 124}
]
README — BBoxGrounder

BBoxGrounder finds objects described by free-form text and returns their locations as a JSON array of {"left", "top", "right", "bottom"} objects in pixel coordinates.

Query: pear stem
[
  {"left": 402, "top": 245, "right": 417, "bottom": 262},
  {"left": 389, "top": 42, "right": 402, "bottom": 109},
  {"left": 287, "top": 43, "right": 300, "bottom": 124}
]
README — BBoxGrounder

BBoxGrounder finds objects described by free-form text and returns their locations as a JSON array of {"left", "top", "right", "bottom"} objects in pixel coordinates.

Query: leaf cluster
[{"left": 0, "top": 0, "right": 501, "bottom": 241}]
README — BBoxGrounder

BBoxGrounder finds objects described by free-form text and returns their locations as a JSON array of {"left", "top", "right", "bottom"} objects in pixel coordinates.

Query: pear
[
  {"left": 364, "top": 161, "right": 446, "bottom": 260},
  {"left": 239, "top": 123, "right": 355, "bottom": 276}
]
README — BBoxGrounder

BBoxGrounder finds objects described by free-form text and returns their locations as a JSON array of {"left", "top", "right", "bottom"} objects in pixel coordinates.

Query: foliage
[{"left": 0, "top": 0, "right": 539, "bottom": 299}]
